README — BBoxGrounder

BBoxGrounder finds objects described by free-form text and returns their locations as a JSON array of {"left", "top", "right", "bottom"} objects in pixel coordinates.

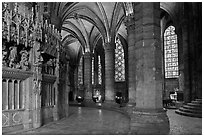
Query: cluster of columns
[
  {"left": 124, "top": 14, "right": 136, "bottom": 105},
  {"left": 104, "top": 43, "right": 115, "bottom": 101},
  {"left": 83, "top": 52, "right": 92, "bottom": 100},
  {"left": 134, "top": 3, "right": 163, "bottom": 110},
  {"left": 180, "top": 19, "right": 191, "bottom": 103},
  {"left": 125, "top": 3, "right": 169, "bottom": 134},
  {"left": 123, "top": 3, "right": 164, "bottom": 110},
  {"left": 178, "top": 3, "right": 202, "bottom": 103}
]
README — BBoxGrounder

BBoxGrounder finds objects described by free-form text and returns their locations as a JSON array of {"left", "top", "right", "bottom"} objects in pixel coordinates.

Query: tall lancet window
[
  {"left": 92, "top": 57, "right": 94, "bottom": 85},
  {"left": 78, "top": 57, "right": 83, "bottom": 84},
  {"left": 164, "top": 25, "right": 179, "bottom": 78},
  {"left": 115, "top": 37, "right": 125, "bottom": 81},
  {"left": 98, "top": 55, "right": 102, "bottom": 85}
]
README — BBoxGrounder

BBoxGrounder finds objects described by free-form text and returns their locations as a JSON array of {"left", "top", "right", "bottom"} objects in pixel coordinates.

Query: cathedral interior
[{"left": 2, "top": 2, "right": 202, "bottom": 135}]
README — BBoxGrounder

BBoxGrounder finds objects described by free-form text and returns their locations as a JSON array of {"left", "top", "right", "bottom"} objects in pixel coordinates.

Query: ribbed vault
[
  {"left": 52, "top": 2, "right": 127, "bottom": 68},
  {"left": 50, "top": 2, "right": 180, "bottom": 68}
]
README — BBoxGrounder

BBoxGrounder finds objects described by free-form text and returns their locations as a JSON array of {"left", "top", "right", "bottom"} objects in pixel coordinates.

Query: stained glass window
[
  {"left": 164, "top": 26, "right": 179, "bottom": 78},
  {"left": 78, "top": 57, "right": 83, "bottom": 84},
  {"left": 115, "top": 38, "right": 125, "bottom": 81},
  {"left": 98, "top": 56, "right": 102, "bottom": 84},
  {"left": 92, "top": 57, "right": 94, "bottom": 85}
]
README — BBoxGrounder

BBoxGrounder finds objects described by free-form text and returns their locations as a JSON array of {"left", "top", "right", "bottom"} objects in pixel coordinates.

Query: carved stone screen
[{"left": 164, "top": 25, "right": 179, "bottom": 78}]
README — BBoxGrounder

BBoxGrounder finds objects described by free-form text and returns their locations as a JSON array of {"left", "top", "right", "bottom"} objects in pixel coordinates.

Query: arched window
[
  {"left": 92, "top": 57, "right": 94, "bottom": 85},
  {"left": 115, "top": 37, "right": 125, "bottom": 81},
  {"left": 98, "top": 55, "right": 102, "bottom": 84},
  {"left": 164, "top": 25, "right": 179, "bottom": 78},
  {"left": 78, "top": 57, "right": 83, "bottom": 84}
]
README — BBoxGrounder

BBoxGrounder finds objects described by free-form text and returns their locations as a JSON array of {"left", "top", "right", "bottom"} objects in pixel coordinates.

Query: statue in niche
[
  {"left": 33, "top": 75, "right": 42, "bottom": 95},
  {"left": 45, "top": 33, "right": 48, "bottom": 43},
  {"left": 11, "top": 25, "right": 17, "bottom": 42},
  {"left": 2, "top": 22, "right": 8, "bottom": 39},
  {"left": 8, "top": 45, "right": 18, "bottom": 68},
  {"left": 29, "top": 32, "right": 35, "bottom": 48},
  {"left": 2, "top": 41, "right": 9, "bottom": 67},
  {"left": 52, "top": 58, "right": 56, "bottom": 75},
  {"left": 46, "top": 58, "right": 53, "bottom": 74},
  {"left": 20, "top": 49, "right": 30, "bottom": 70},
  {"left": 20, "top": 28, "right": 26, "bottom": 45},
  {"left": 34, "top": 43, "right": 43, "bottom": 66}
]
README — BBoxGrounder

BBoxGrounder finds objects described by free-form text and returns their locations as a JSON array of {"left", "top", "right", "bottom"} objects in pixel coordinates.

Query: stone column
[
  {"left": 83, "top": 52, "right": 92, "bottom": 100},
  {"left": 23, "top": 34, "right": 35, "bottom": 130},
  {"left": 74, "top": 68, "right": 78, "bottom": 100},
  {"left": 23, "top": 77, "right": 33, "bottom": 130},
  {"left": 129, "top": 3, "right": 169, "bottom": 134},
  {"left": 181, "top": 20, "right": 191, "bottom": 103},
  {"left": 64, "top": 61, "right": 70, "bottom": 117},
  {"left": 104, "top": 43, "right": 115, "bottom": 101},
  {"left": 195, "top": 4, "right": 202, "bottom": 98},
  {"left": 53, "top": 41, "right": 60, "bottom": 121},
  {"left": 124, "top": 15, "right": 136, "bottom": 105},
  {"left": 177, "top": 26, "right": 184, "bottom": 93},
  {"left": 32, "top": 41, "right": 43, "bottom": 128}
]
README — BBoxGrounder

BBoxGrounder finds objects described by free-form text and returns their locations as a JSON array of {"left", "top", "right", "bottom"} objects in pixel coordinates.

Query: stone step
[
  {"left": 187, "top": 103, "right": 202, "bottom": 107},
  {"left": 175, "top": 110, "right": 202, "bottom": 118},
  {"left": 191, "top": 100, "right": 202, "bottom": 104},
  {"left": 196, "top": 99, "right": 202, "bottom": 102},
  {"left": 183, "top": 105, "right": 202, "bottom": 111},
  {"left": 179, "top": 107, "right": 202, "bottom": 114},
  {"left": 176, "top": 99, "right": 202, "bottom": 118}
]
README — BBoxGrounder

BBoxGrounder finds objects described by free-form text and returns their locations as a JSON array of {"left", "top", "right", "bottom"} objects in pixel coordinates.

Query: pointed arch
[
  {"left": 96, "top": 2, "right": 110, "bottom": 42},
  {"left": 115, "top": 35, "right": 125, "bottom": 82},
  {"left": 164, "top": 25, "right": 179, "bottom": 78},
  {"left": 61, "top": 26, "right": 86, "bottom": 52},
  {"left": 110, "top": 2, "right": 124, "bottom": 42}
]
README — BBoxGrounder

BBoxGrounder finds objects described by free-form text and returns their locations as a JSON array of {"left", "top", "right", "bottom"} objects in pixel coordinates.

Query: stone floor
[
  {"left": 5, "top": 106, "right": 202, "bottom": 135},
  {"left": 167, "top": 108, "right": 202, "bottom": 135}
]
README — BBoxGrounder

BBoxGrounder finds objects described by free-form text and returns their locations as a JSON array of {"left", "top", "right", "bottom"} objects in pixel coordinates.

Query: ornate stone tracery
[{"left": 2, "top": 3, "right": 34, "bottom": 70}]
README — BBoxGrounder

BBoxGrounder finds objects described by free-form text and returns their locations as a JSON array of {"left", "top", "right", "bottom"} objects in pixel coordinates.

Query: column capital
[
  {"left": 83, "top": 52, "right": 93, "bottom": 58},
  {"left": 104, "top": 42, "right": 115, "bottom": 51},
  {"left": 124, "top": 15, "right": 135, "bottom": 32}
]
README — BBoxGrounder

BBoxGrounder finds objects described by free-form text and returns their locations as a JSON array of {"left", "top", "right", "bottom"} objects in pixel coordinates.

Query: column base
[
  {"left": 129, "top": 108, "right": 170, "bottom": 135},
  {"left": 103, "top": 100, "right": 116, "bottom": 104},
  {"left": 23, "top": 110, "right": 33, "bottom": 130},
  {"left": 126, "top": 102, "right": 136, "bottom": 107},
  {"left": 103, "top": 100, "right": 121, "bottom": 108},
  {"left": 65, "top": 104, "right": 69, "bottom": 117},
  {"left": 32, "top": 108, "right": 42, "bottom": 128},
  {"left": 84, "top": 91, "right": 92, "bottom": 100},
  {"left": 53, "top": 105, "right": 60, "bottom": 121}
]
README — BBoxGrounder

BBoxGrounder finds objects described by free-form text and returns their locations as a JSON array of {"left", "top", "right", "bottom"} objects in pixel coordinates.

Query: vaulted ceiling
[
  {"left": 49, "top": 2, "right": 181, "bottom": 68},
  {"left": 50, "top": 2, "right": 128, "bottom": 66}
]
